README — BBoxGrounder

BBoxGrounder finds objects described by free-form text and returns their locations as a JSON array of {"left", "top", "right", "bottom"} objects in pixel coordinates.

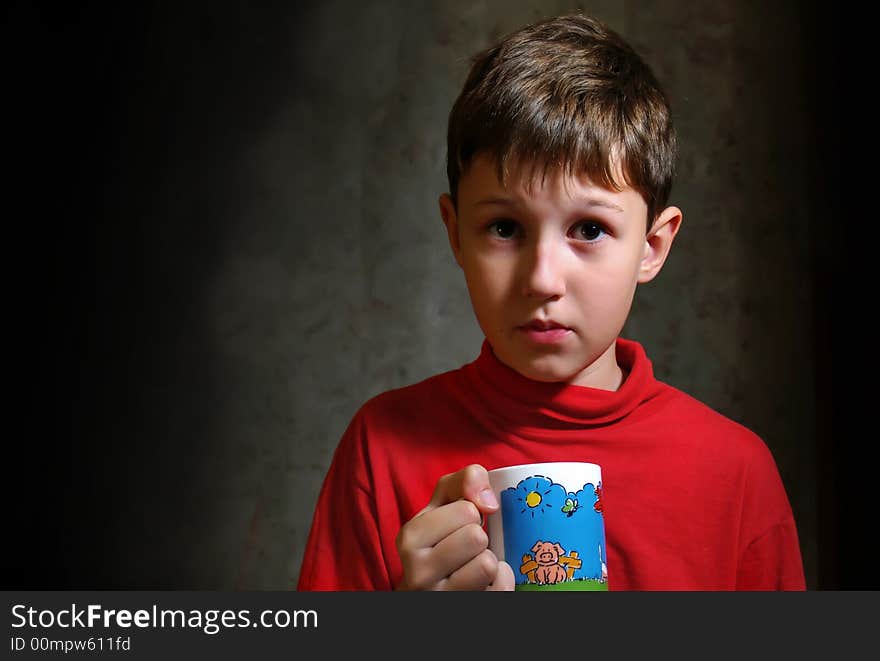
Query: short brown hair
[{"left": 446, "top": 13, "right": 676, "bottom": 227}]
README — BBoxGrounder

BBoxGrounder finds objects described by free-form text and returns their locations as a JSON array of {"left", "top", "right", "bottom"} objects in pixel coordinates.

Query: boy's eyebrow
[{"left": 474, "top": 195, "right": 625, "bottom": 213}]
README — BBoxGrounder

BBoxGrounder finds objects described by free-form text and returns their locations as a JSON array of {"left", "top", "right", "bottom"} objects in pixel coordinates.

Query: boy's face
[{"left": 439, "top": 154, "right": 681, "bottom": 389}]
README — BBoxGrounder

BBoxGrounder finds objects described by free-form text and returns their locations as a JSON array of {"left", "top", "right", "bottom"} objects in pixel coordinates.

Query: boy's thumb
[
  {"left": 422, "top": 464, "right": 498, "bottom": 517},
  {"left": 460, "top": 464, "right": 499, "bottom": 513}
]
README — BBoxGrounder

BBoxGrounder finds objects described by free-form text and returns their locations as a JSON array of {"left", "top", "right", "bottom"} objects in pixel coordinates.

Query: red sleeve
[
  {"left": 735, "top": 439, "right": 806, "bottom": 591},
  {"left": 736, "top": 517, "right": 806, "bottom": 590},
  {"left": 296, "top": 409, "right": 392, "bottom": 591}
]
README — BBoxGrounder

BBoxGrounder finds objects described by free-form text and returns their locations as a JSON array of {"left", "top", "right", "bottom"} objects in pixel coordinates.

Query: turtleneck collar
[{"left": 457, "top": 337, "right": 663, "bottom": 436}]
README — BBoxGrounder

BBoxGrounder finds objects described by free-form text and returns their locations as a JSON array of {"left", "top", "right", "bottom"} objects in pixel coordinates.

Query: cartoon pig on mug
[{"left": 531, "top": 541, "right": 568, "bottom": 585}]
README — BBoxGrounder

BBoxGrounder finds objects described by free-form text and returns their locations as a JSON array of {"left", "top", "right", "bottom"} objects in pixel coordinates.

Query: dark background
[
  {"left": 798, "top": 2, "right": 871, "bottom": 589},
  {"left": 6, "top": 0, "right": 871, "bottom": 589}
]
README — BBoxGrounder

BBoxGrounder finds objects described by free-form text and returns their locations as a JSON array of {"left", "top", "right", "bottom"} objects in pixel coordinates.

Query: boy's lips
[
  {"left": 517, "top": 319, "right": 572, "bottom": 344},
  {"left": 521, "top": 319, "right": 569, "bottom": 330}
]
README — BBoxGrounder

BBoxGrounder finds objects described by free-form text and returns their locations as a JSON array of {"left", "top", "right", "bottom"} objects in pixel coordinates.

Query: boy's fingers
[
  {"left": 409, "top": 523, "right": 490, "bottom": 589},
  {"left": 439, "top": 548, "right": 499, "bottom": 591},
  {"left": 486, "top": 561, "right": 515, "bottom": 591},
  {"left": 397, "top": 500, "right": 481, "bottom": 552},
  {"left": 420, "top": 464, "right": 498, "bottom": 516}
]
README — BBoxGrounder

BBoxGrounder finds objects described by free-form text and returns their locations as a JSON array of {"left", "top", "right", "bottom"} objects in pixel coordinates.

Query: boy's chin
[
  {"left": 489, "top": 338, "right": 614, "bottom": 386},
  {"left": 499, "top": 346, "right": 619, "bottom": 388}
]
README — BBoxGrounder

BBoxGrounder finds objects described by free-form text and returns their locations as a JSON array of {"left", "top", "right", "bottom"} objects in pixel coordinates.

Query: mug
[{"left": 487, "top": 462, "right": 607, "bottom": 591}]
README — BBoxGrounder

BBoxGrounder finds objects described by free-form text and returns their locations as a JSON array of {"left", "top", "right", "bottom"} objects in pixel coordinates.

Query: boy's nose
[{"left": 521, "top": 240, "right": 566, "bottom": 300}]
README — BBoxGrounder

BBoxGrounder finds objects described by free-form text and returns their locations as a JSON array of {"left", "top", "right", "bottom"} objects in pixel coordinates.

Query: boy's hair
[{"left": 446, "top": 13, "right": 676, "bottom": 227}]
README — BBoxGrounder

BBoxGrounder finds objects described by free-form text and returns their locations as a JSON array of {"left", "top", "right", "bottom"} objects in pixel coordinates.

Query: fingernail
[{"left": 478, "top": 488, "right": 498, "bottom": 508}]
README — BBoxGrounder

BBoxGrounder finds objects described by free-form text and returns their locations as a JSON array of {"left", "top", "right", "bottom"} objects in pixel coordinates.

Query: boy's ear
[
  {"left": 439, "top": 193, "right": 463, "bottom": 268},
  {"left": 638, "top": 205, "right": 683, "bottom": 284}
]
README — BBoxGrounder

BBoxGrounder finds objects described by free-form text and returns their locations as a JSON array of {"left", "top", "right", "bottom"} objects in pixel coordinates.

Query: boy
[{"left": 296, "top": 13, "right": 805, "bottom": 591}]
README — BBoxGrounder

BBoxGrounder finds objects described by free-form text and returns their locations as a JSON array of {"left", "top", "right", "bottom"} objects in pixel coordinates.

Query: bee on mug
[{"left": 561, "top": 497, "right": 580, "bottom": 517}]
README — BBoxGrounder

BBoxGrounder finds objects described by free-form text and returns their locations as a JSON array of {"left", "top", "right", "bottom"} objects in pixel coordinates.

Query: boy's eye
[
  {"left": 571, "top": 221, "right": 606, "bottom": 242},
  {"left": 488, "top": 219, "right": 520, "bottom": 239}
]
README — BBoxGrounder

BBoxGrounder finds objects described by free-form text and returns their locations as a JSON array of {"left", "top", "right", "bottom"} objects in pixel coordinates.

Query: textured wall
[
  {"left": 20, "top": 0, "right": 826, "bottom": 588},
  {"left": 212, "top": 0, "right": 819, "bottom": 589}
]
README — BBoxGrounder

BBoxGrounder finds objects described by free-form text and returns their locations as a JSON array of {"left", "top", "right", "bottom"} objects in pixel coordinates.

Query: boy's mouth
[
  {"left": 521, "top": 319, "right": 568, "bottom": 331},
  {"left": 517, "top": 319, "right": 572, "bottom": 344}
]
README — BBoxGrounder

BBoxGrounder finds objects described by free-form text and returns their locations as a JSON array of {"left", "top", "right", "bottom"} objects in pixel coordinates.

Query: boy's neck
[
  {"left": 582, "top": 364, "right": 625, "bottom": 392},
  {"left": 567, "top": 341, "right": 626, "bottom": 391},
  {"left": 609, "top": 365, "right": 626, "bottom": 391}
]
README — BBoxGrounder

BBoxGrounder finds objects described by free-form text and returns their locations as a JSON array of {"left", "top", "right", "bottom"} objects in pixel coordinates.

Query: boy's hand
[{"left": 395, "top": 464, "right": 515, "bottom": 591}]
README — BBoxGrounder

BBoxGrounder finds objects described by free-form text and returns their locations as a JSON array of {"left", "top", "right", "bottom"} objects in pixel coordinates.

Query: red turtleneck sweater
[{"left": 296, "top": 338, "right": 805, "bottom": 590}]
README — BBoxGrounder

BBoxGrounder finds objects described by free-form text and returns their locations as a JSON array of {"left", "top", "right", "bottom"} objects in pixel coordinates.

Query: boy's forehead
[{"left": 459, "top": 154, "right": 642, "bottom": 212}]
